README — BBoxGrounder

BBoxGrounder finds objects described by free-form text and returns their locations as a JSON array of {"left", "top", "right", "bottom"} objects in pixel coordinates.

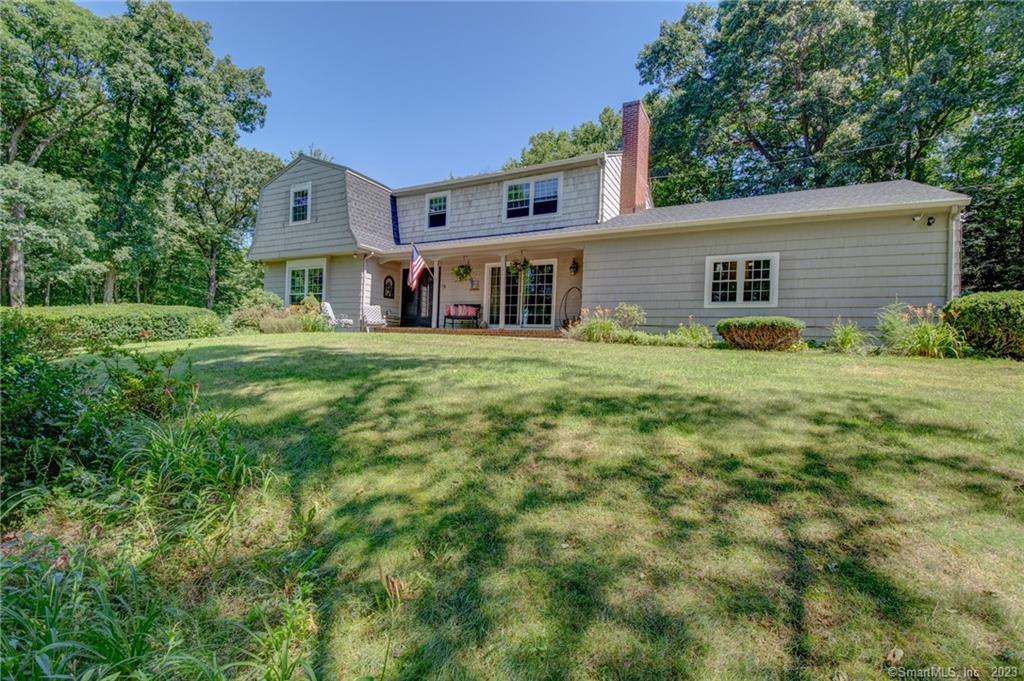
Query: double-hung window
[
  {"left": 289, "top": 182, "right": 311, "bottom": 225},
  {"left": 533, "top": 178, "right": 558, "bottom": 215},
  {"left": 287, "top": 259, "right": 325, "bottom": 305},
  {"left": 504, "top": 174, "right": 560, "bottom": 219},
  {"left": 704, "top": 253, "right": 780, "bottom": 307},
  {"left": 506, "top": 182, "right": 531, "bottom": 219},
  {"left": 426, "top": 192, "right": 449, "bottom": 228}
]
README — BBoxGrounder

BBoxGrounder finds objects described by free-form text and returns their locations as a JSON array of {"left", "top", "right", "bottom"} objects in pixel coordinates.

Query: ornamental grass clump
[
  {"left": 877, "top": 303, "right": 967, "bottom": 358},
  {"left": 827, "top": 317, "right": 868, "bottom": 353},
  {"left": 565, "top": 307, "right": 623, "bottom": 343},
  {"left": 672, "top": 317, "right": 715, "bottom": 348},
  {"left": 566, "top": 308, "right": 716, "bottom": 348},
  {"left": 716, "top": 316, "right": 806, "bottom": 350},
  {"left": 943, "top": 290, "right": 1024, "bottom": 359}
]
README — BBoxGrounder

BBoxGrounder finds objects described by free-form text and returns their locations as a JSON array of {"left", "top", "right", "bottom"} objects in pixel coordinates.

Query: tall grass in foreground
[{"left": 1, "top": 324, "right": 320, "bottom": 680}]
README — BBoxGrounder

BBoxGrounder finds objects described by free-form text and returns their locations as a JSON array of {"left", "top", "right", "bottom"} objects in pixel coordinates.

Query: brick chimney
[{"left": 619, "top": 100, "right": 650, "bottom": 215}]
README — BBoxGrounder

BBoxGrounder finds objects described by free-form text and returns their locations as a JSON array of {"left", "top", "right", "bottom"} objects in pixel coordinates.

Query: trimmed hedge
[
  {"left": 716, "top": 316, "right": 806, "bottom": 351},
  {"left": 943, "top": 291, "right": 1024, "bottom": 359},
  {"left": 0, "top": 304, "right": 221, "bottom": 353}
]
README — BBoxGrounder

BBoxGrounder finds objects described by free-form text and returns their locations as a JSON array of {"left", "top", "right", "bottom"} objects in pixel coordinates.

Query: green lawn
[{"left": 152, "top": 333, "right": 1023, "bottom": 680}]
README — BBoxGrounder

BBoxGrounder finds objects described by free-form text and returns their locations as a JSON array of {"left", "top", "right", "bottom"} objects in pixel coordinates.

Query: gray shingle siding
[
  {"left": 344, "top": 171, "right": 396, "bottom": 250},
  {"left": 262, "top": 262, "right": 286, "bottom": 302},
  {"left": 581, "top": 211, "right": 955, "bottom": 339},
  {"left": 394, "top": 165, "right": 602, "bottom": 244},
  {"left": 248, "top": 159, "right": 356, "bottom": 260},
  {"left": 600, "top": 153, "right": 622, "bottom": 222}
]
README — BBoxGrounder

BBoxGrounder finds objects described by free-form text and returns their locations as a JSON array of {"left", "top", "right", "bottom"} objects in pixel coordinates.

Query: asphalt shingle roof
[
  {"left": 595, "top": 179, "right": 970, "bottom": 232},
  {"left": 344, "top": 171, "right": 398, "bottom": 250}
]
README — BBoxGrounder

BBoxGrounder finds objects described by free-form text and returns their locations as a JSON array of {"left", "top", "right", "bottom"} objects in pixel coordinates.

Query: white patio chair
[
  {"left": 362, "top": 304, "right": 388, "bottom": 332},
  {"left": 321, "top": 301, "right": 354, "bottom": 330}
]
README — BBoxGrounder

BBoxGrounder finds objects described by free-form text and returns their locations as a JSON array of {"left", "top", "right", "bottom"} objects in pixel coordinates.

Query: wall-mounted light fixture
[{"left": 569, "top": 257, "right": 580, "bottom": 275}]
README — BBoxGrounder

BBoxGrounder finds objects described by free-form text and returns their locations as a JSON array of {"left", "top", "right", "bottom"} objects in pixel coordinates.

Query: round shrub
[
  {"left": 228, "top": 304, "right": 284, "bottom": 333},
  {"left": 236, "top": 287, "right": 283, "bottom": 310},
  {"left": 943, "top": 291, "right": 1024, "bottom": 359},
  {"left": 187, "top": 313, "right": 223, "bottom": 338},
  {"left": 716, "top": 316, "right": 806, "bottom": 351}
]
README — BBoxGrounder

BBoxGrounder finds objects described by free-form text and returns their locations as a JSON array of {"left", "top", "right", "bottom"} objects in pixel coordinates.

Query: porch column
[
  {"left": 431, "top": 259, "right": 440, "bottom": 328},
  {"left": 499, "top": 254, "right": 506, "bottom": 329}
]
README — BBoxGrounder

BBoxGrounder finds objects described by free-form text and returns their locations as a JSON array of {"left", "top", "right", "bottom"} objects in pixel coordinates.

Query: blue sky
[{"left": 80, "top": 2, "right": 680, "bottom": 186}]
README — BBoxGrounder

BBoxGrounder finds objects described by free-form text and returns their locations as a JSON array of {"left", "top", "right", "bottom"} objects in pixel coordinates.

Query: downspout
[
  {"left": 948, "top": 206, "right": 963, "bottom": 299},
  {"left": 596, "top": 155, "right": 606, "bottom": 223},
  {"left": 360, "top": 253, "right": 368, "bottom": 331}
]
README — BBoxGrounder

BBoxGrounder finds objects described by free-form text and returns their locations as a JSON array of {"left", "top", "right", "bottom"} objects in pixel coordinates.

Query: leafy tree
[
  {"left": 504, "top": 106, "right": 621, "bottom": 169},
  {"left": 629, "top": 0, "right": 1023, "bottom": 288},
  {"left": 0, "top": 0, "right": 105, "bottom": 306},
  {"left": 0, "top": 163, "right": 98, "bottom": 305},
  {"left": 169, "top": 141, "right": 282, "bottom": 308},
  {"left": 638, "top": 0, "right": 871, "bottom": 196},
  {"left": 94, "top": 0, "right": 269, "bottom": 303}
]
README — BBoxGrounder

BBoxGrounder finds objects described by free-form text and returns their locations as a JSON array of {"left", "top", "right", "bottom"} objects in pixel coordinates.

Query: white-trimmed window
[
  {"left": 286, "top": 258, "right": 325, "bottom": 305},
  {"left": 289, "top": 182, "right": 311, "bottom": 225},
  {"left": 704, "top": 253, "right": 780, "bottom": 307},
  {"left": 506, "top": 182, "right": 531, "bottom": 219},
  {"left": 504, "top": 174, "right": 560, "bottom": 220},
  {"left": 426, "top": 191, "right": 449, "bottom": 228}
]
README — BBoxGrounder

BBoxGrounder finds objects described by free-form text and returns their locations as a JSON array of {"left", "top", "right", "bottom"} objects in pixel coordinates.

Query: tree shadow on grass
[{"left": 161, "top": 341, "right": 1024, "bottom": 679}]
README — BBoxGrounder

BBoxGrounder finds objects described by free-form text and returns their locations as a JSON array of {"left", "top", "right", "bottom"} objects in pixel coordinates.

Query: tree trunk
[
  {"left": 1, "top": 245, "right": 7, "bottom": 306},
  {"left": 135, "top": 274, "right": 141, "bottom": 303},
  {"left": 7, "top": 204, "right": 26, "bottom": 307},
  {"left": 87, "top": 282, "right": 95, "bottom": 305},
  {"left": 103, "top": 264, "right": 117, "bottom": 303},
  {"left": 44, "top": 278, "right": 52, "bottom": 306},
  {"left": 206, "top": 244, "right": 218, "bottom": 310}
]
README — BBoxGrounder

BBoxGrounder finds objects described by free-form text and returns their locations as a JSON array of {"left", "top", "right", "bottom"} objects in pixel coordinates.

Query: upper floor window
[
  {"left": 704, "top": 253, "right": 780, "bottom": 307},
  {"left": 505, "top": 174, "right": 560, "bottom": 220},
  {"left": 506, "top": 182, "right": 531, "bottom": 219},
  {"left": 533, "top": 178, "right": 559, "bottom": 215},
  {"left": 290, "top": 182, "right": 311, "bottom": 225},
  {"left": 426, "top": 192, "right": 449, "bottom": 228}
]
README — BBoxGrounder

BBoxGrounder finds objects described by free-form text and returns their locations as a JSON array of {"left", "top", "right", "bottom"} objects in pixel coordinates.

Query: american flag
[{"left": 408, "top": 244, "right": 427, "bottom": 292}]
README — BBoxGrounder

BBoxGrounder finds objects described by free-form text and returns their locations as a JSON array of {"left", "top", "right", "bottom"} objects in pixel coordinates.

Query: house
[{"left": 248, "top": 101, "right": 970, "bottom": 338}]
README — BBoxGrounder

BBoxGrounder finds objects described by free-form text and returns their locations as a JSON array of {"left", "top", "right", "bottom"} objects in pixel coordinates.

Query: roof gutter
[{"left": 391, "top": 152, "right": 611, "bottom": 196}]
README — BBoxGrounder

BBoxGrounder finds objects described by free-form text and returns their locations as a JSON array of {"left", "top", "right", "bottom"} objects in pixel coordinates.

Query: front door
[{"left": 401, "top": 268, "right": 433, "bottom": 327}]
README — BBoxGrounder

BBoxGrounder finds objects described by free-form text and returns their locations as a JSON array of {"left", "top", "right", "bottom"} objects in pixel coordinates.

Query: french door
[{"left": 484, "top": 260, "right": 556, "bottom": 327}]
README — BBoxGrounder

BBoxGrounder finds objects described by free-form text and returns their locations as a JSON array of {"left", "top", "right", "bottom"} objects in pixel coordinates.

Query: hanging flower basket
[
  {"left": 506, "top": 257, "right": 531, "bottom": 275},
  {"left": 452, "top": 263, "right": 473, "bottom": 281}
]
